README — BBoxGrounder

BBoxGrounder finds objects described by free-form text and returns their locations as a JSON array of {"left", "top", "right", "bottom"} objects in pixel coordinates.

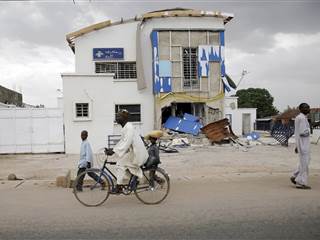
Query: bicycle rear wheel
[
  {"left": 134, "top": 167, "right": 170, "bottom": 205},
  {"left": 73, "top": 169, "right": 110, "bottom": 207}
]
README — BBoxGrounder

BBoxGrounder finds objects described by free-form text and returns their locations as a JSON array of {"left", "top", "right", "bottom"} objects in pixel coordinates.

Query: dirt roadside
[{"left": 0, "top": 142, "right": 319, "bottom": 184}]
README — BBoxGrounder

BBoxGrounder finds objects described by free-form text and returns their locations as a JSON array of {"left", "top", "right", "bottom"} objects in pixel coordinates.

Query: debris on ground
[
  {"left": 15, "top": 181, "right": 25, "bottom": 188},
  {"left": 246, "top": 132, "right": 261, "bottom": 141},
  {"left": 158, "top": 142, "right": 179, "bottom": 153},
  {"left": 164, "top": 113, "right": 203, "bottom": 136},
  {"left": 7, "top": 173, "right": 23, "bottom": 181},
  {"left": 201, "top": 118, "right": 237, "bottom": 143},
  {"left": 171, "top": 138, "right": 190, "bottom": 147},
  {"left": 311, "top": 129, "right": 320, "bottom": 145},
  {"left": 55, "top": 170, "right": 71, "bottom": 188}
]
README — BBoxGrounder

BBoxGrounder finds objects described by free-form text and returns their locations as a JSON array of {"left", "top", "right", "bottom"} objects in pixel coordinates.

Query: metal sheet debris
[
  {"left": 164, "top": 114, "right": 203, "bottom": 136},
  {"left": 201, "top": 118, "right": 237, "bottom": 143}
]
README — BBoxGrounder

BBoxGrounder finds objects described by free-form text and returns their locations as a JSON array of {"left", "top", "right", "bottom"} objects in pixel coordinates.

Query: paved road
[{"left": 1, "top": 174, "right": 320, "bottom": 240}]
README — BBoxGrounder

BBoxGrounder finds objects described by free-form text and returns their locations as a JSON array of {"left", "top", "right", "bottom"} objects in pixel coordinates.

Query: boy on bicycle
[{"left": 144, "top": 130, "right": 165, "bottom": 186}]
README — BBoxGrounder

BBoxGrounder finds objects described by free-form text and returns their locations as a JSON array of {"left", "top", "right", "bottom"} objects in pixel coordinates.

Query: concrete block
[
  {"left": 55, "top": 169, "right": 71, "bottom": 188},
  {"left": 56, "top": 176, "right": 67, "bottom": 187}
]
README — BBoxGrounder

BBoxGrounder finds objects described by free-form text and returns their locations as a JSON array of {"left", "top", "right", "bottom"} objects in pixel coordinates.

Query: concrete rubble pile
[{"left": 161, "top": 115, "right": 240, "bottom": 148}]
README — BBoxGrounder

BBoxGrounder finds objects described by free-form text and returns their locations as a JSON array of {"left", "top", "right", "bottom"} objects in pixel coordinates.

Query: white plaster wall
[
  {"left": 75, "top": 21, "right": 139, "bottom": 74},
  {"left": 57, "top": 97, "right": 63, "bottom": 109},
  {"left": 62, "top": 74, "right": 154, "bottom": 153},
  {"left": 225, "top": 107, "right": 256, "bottom": 136},
  {"left": 224, "top": 96, "right": 238, "bottom": 110}
]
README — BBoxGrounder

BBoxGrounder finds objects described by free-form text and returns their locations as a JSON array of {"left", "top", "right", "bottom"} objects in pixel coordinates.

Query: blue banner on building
[
  {"left": 93, "top": 48, "right": 124, "bottom": 60},
  {"left": 151, "top": 31, "right": 172, "bottom": 94}
]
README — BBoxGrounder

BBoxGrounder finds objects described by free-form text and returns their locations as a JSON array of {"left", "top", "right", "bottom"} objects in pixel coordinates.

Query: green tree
[{"left": 236, "top": 88, "right": 279, "bottom": 118}]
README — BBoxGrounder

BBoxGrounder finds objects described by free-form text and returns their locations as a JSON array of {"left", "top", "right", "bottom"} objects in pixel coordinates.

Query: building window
[
  {"left": 115, "top": 104, "right": 141, "bottom": 122},
  {"left": 183, "top": 47, "right": 199, "bottom": 89},
  {"left": 95, "top": 62, "right": 137, "bottom": 79},
  {"left": 75, "top": 103, "right": 89, "bottom": 118}
]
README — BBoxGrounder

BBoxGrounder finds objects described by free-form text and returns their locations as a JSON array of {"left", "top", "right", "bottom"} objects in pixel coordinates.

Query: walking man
[
  {"left": 290, "top": 103, "right": 312, "bottom": 189},
  {"left": 76, "top": 130, "right": 104, "bottom": 191}
]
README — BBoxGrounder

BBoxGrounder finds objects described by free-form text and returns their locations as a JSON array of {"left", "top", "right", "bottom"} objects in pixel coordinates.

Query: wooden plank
[
  {"left": 142, "top": 10, "right": 221, "bottom": 19},
  {"left": 66, "top": 20, "right": 112, "bottom": 41}
]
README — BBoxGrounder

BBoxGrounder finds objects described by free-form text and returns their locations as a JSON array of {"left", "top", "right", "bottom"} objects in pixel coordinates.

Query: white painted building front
[
  {"left": 224, "top": 96, "right": 257, "bottom": 136},
  {"left": 61, "top": 9, "right": 237, "bottom": 153}
]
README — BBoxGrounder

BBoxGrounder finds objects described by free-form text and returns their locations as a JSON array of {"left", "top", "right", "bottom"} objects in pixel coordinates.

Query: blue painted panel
[
  {"left": 159, "top": 60, "right": 172, "bottom": 77},
  {"left": 208, "top": 45, "right": 220, "bottom": 62},
  {"left": 151, "top": 31, "right": 160, "bottom": 93},
  {"left": 164, "top": 117, "right": 182, "bottom": 131},
  {"left": 198, "top": 62, "right": 202, "bottom": 78},
  {"left": 198, "top": 45, "right": 221, "bottom": 77},
  {"left": 220, "top": 31, "right": 227, "bottom": 91},
  {"left": 221, "top": 60, "right": 226, "bottom": 76},
  {"left": 154, "top": 64, "right": 160, "bottom": 93},
  {"left": 159, "top": 77, "right": 172, "bottom": 93},
  {"left": 183, "top": 113, "right": 199, "bottom": 122},
  {"left": 220, "top": 31, "right": 225, "bottom": 47},
  {"left": 200, "top": 48, "right": 208, "bottom": 61},
  {"left": 93, "top": 48, "right": 124, "bottom": 60},
  {"left": 164, "top": 116, "right": 202, "bottom": 135},
  {"left": 222, "top": 76, "right": 231, "bottom": 92},
  {"left": 179, "top": 120, "right": 202, "bottom": 135}
]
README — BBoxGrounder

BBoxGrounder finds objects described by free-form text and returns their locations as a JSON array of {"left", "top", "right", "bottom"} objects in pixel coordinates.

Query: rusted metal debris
[
  {"left": 201, "top": 118, "right": 237, "bottom": 143},
  {"left": 274, "top": 109, "right": 299, "bottom": 122}
]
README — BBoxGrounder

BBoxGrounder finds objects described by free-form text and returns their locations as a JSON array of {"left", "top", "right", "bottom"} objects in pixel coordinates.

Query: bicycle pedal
[{"left": 110, "top": 190, "right": 121, "bottom": 195}]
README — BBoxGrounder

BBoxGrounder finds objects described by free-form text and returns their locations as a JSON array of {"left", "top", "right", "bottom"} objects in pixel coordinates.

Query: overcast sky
[{"left": 0, "top": 0, "right": 319, "bottom": 111}]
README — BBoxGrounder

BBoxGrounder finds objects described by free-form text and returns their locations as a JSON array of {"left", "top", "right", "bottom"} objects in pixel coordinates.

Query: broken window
[
  {"left": 161, "top": 106, "right": 172, "bottom": 124},
  {"left": 95, "top": 62, "right": 137, "bottom": 79},
  {"left": 75, "top": 103, "right": 89, "bottom": 118},
  {"left": 182, "top": 47, "right": 199, "bottom": 90},
  {"left": 115, "top": 104, "right": 141, "bottom": 122}
]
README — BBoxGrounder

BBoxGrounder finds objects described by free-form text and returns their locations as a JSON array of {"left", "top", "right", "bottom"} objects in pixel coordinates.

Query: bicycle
[{"left": 73, "top": 156, "right": 170, "bottom": 207}]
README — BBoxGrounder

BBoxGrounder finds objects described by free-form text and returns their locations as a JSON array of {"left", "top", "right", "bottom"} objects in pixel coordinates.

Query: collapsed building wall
[{"left": 152, "top": 30, "right": 225, "bottom": 128}]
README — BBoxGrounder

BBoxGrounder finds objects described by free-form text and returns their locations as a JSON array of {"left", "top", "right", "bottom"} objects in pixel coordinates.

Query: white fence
[{"left": 0, "top": 108, "right": 64, "bottom": 154}]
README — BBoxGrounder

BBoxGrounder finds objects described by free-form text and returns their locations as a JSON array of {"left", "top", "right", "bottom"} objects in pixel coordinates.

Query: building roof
[{"left": 66, "top": 8, "right": 234, "bottom": 52}]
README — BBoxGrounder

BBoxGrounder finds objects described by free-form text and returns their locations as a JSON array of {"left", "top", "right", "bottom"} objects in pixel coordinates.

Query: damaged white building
[{"left": 61, "top": 8, "right": 255, "bottom": 153}]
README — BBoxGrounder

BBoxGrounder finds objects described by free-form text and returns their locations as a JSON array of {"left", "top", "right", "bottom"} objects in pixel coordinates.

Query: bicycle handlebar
[
  {"left": 103, "top": 156, "right": 117, "bottom": 165},
  {"left": 107, "top": 161, "right": 117, "bottom": 165}
]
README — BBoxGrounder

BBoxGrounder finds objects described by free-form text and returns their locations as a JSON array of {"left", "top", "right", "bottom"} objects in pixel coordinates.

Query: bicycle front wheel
[
  {"left": 73, "top": 168, "right": 110, "bottom": 207},
  {"left": 134, "top": 167, "right": 170, "bottom": 205}
]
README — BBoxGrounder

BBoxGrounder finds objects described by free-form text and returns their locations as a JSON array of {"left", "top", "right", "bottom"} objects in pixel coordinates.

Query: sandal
[
  {"left": 290, "top": 176, "right": 296, "bottom": 185},
  {"left": 296, "top": 184, "right": 311, "bottom": 190}
]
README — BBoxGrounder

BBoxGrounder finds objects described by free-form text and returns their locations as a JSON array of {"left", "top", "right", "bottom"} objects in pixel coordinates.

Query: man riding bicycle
[
  {"left": 73, "top": 112, "right": 170, "bottom": 206},
  {"left": 105, "top": 110, "right": 148, "bottom": 193}
]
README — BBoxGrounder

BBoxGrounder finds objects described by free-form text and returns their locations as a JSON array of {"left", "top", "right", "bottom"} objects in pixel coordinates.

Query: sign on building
[{"left": 93, "top": 48, "right": 124, "bottom": 60}]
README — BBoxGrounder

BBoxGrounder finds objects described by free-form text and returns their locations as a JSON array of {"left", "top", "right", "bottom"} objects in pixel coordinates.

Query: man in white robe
[
  {"left": 290, "top": 103, "right": 311, "bottom": 189},
  {"left": 105, "top": 110, "right": 148, "bottom": 192}
]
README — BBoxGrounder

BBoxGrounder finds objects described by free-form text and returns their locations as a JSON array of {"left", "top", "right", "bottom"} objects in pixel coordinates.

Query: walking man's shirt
[
  {"left": 293, "top": 112, "right": 311, "bottom": 186},
  {"left": 79, "top": 139, "right": 93, "bottom": 168}
]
